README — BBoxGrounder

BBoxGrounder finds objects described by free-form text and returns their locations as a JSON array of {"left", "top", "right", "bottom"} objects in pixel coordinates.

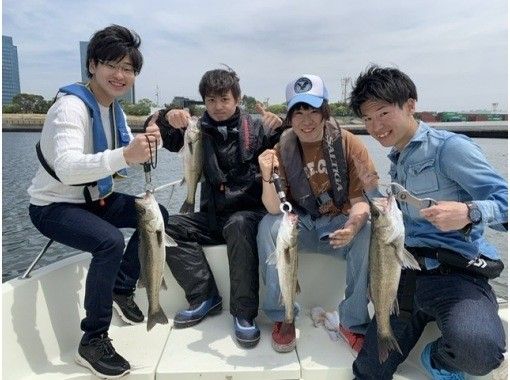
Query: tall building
[
  {"left": 79, "top": 41, "right": 135, "bottom": 104},
  {"left": 2, "top": 35, "right": 21, "bottom": 104}
]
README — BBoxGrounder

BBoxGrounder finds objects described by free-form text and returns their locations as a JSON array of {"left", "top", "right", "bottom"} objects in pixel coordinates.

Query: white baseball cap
[{"left": 286, "top": 74, "right": 329, "bottom": 110}]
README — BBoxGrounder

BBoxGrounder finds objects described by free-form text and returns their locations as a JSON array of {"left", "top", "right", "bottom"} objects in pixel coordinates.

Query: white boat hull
[{"left": 3, "top": 245, "right": 507, "bottom": 379}]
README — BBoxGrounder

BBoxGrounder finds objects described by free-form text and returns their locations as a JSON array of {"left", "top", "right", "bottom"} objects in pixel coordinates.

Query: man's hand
[
  {"left": 258, "top": 149, "right": 278, "bottom": 182},
  {"left": 329, "top": 224, "right": 356, "bottom": 248},
  {"left": 123, "top": 113, "right": 160, "bottom": 165},
  {"left": 420, "top": 201, "right": 471, "bottom": 231},
  {"left": 165, "top": 108, "right": 191, "bottom": 129},
  {"left": 329, "top": 212, "right": 366, "bottom": 248},
  {"left": 123, "top": 133, "right": 158, "bottom": 165},
  {"left": 256, "top": 102, "right": 282, "bottom": 130}
]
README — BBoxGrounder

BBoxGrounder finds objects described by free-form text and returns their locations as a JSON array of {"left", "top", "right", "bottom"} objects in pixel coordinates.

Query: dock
[{"left": 2, "top": 114, "right": 508, "bottom": 138}]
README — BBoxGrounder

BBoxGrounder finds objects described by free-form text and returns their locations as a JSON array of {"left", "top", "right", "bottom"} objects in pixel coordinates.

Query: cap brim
[{"left": 287, "top": 94, "right": 324, "bottom": 111}]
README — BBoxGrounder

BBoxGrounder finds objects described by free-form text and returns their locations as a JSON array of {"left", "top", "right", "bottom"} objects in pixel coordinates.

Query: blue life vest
[{"left": 58, "top": 83, "right": 131, "bottom": 198}]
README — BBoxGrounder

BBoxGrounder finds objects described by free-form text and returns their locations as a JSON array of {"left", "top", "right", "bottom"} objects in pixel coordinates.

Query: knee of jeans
[
  {"left": 467, "top": 340, "right": 505, "bottom": 375},
  {"left": 94, "top": 229, "right": 125, "bottom": 258},
  {"left": 258, "top": 214, "right": 281, "bottom": 239},
  {"left": 445, "top": 331, "right": 505, "bottom": 376}
]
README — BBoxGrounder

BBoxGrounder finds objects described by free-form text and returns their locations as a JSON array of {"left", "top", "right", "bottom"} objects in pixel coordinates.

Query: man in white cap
[{"left": 256, "top": 74, "right": 375, "bottom": 353}]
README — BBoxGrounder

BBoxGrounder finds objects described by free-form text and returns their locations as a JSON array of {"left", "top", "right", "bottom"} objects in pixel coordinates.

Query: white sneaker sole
[
  {"left": 112, "top": 301, "right": 144, "bottom": 325},
  {"left": 75, "top": 351, "right": 130, "bottom": 379}
]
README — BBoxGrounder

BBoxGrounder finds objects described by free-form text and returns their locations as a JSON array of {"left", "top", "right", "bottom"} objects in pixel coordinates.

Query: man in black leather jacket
[{"left": 149, "top": 67, "right": 283, "bottom": 348}]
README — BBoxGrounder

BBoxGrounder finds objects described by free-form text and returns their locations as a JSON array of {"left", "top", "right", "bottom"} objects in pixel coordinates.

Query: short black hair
[
  {"left": 86, "top": 24, "right": 143, "bottom": 78},
  {"left": 349, "top": 65, "right": 417, "bottom": 118},
  {"left": 198, "top": 67, "right": 241, "bottom": 100},
  {"left": 286, "top": 100, "right": 331, "bottom": 122}
]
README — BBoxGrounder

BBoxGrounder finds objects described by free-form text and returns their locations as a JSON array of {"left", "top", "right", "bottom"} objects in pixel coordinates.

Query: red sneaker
[
  {"left": 271, "top": 321, "right": 296, "bottom": 353},
  {"left": 338, "top": 325, "right": 365, "bottom": 353}
]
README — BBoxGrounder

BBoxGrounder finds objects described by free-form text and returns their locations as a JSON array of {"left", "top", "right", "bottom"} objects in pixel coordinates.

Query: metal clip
[
  {"left": 389, "top": 182, "right": 437, "bottom": 210},
  {"left": 279, "top": 201, "right": 293, "bottom": 214}
]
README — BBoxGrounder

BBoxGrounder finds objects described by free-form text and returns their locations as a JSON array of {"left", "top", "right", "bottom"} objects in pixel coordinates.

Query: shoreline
[{"left": 2, "top": 114, "right": 508, "bottom": 138}]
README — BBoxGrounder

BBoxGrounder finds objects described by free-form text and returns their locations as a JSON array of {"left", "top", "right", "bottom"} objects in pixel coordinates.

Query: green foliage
[
  {"left": 2, "top": 103, "right": 22, "bottom": 113},
  {"left": 10, "top": 93, "right": 52, "bottom": 114},
  {"left": 121, "top": 99, "right": 152, "bottom": 116},
  {"left": 137, "top": 98, "right": 156, "bottom": 108},
  {"left": 329, "top": 102, "right": 353, "bottom": 117},
  {"left": 241, "top": 95, "right": 258, "bottom": 113},
  {"left": 267, "top": 103, "right": 287, "bottom": 115}
]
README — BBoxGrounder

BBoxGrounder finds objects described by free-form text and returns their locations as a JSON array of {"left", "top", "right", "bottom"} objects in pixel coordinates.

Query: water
[{"left": 2, "top": 132, "right": 508, "bottom": 300}]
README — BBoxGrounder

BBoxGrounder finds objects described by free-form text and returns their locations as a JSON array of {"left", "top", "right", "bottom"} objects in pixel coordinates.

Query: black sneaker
[
  {"left": 75, "top": 334, "right": 130, "bottom": 378},
  {"left": 112, "top": 292, "right": 144, "bottom": 324}
]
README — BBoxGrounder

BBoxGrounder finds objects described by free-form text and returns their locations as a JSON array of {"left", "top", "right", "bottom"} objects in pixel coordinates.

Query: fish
[
  {"left": 180, "top": 117, "right": 203, "bottom": 214},
  {"left": 135, "top": 191, "right": 177, "bottom": 331},
  {"left": 368, "top": 194, "right": 421, "bottom": 363},
  {"left": 267, "top": 212, "right": 301, "bottom": 323}
]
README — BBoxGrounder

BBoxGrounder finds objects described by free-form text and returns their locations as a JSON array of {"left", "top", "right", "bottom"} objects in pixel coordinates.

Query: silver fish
[
  {"left": 368, "top": 195, "right": 421, "bottom": 363},
  {"left": 135, "top": 191, "right": 177, "bottom": 331},
  {"left": 180, "top": 117, "right": 202, "bottom": 214},
  {"left": 267, "top": 212, "right": 301, "bottom": 323}
]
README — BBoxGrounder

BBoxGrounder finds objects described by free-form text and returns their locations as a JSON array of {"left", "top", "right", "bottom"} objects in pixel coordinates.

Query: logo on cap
[{"left": 294, "top": 77, "right": 312, "bottom": 93}]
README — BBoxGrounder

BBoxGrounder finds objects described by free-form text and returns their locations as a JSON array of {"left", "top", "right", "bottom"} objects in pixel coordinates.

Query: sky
[{"left": 2, "top": 0, "right": 508, "bottom": 112}]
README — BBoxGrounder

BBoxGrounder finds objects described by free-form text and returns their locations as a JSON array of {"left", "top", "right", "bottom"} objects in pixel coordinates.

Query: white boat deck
[{"left": 3, "top": 245, "right": 507, "bottom": 379}]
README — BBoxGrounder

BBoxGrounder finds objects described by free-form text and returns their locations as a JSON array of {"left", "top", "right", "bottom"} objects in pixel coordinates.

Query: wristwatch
[{"left": 466, "top": 202, "right": 482, "bottom": 224}]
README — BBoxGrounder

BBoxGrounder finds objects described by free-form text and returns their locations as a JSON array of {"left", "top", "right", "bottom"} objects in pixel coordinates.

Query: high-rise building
[
  {"left": 79, "top": 41, "right": 135, "bottom": 104},
  {"left": 3, "top": 35, "right": 21, "bottom": 104}
]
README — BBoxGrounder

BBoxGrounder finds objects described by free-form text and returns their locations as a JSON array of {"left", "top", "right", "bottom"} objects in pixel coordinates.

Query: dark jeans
[
  {"left": 165, "top": 209, "right": 266, "bottom": 320},
  {"left": 29, "top": 192, "right": 169, "bottom": 343},
  {"left": 353, "top": 271, "right": 506, "bottom": 379}
]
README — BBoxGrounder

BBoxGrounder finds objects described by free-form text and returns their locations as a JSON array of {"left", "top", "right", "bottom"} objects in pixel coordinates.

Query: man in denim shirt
[{"left": 349, "top": 65, "right": 507, "bottom": 380}]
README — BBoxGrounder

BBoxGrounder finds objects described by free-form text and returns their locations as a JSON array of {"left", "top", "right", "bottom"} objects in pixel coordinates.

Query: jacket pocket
[{"left": 406, "top": 159, "right": 439, "bottom": 195}]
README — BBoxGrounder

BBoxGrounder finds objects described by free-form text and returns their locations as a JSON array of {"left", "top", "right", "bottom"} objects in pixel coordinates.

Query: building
[
  {"left": 79, "top": 41, "right": 135, "bottom": 104},
  {"left": 2, "top": 35, "right": 21, "bottom": 104}
]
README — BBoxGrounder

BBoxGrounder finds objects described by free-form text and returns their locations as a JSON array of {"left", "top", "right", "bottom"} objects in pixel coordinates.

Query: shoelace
[
  {"left": 89, "top": 336, "right": 116, "bottom": 357},
  {"left": 125, "top": 294, "right": 136, "bottom": 308}
]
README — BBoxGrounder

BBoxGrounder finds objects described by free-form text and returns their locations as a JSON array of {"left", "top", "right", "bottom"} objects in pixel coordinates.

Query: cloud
[{"left": 3, "top": 0, "right": 507, "bottom": 111}]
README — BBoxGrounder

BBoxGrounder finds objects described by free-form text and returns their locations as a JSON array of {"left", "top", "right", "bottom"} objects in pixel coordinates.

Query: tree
[
  {"left": 329, "top": 102, "right": 353, "bottom": 117},
  {"left": 10, "top": 93, "right": 52, "bottom": 114},
  {"left": 241, "top": 95, "right": 258, "bottom": 114},
  {"left": 137, "top": 98, "right": 156, "bottom": 108},
  {"left": 120, "top": 99, "right": 153, "bottom": 116},
  {"left": 2, "top": 103, "right": 22, "bottom": 113},
  {"left": 267, "top": 103, "right": 286, "bottom": 115}
]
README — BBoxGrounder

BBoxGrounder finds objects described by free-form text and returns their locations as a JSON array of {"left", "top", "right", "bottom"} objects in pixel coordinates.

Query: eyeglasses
[{"left": 98, "top": 60, "right": 137, "bottom": 76}]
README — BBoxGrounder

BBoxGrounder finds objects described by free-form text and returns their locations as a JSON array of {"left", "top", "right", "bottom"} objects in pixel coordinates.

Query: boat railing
[{"left": 18, "top": 179, "right": 182, "bottom": 280}]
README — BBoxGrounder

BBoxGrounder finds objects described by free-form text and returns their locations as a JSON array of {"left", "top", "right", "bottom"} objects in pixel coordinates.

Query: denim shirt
[{"left": 387, "top": 122, "right": 507, "bottom": 268}]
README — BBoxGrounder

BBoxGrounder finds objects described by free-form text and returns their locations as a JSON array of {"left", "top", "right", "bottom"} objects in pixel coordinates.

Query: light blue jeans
[{"left": 257, "top": 212, "right": 371, "bottom": 334}]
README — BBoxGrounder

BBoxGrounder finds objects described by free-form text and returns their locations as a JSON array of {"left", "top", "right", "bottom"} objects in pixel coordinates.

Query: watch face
[{"left": 468, "top": 204, "right": 482, "bottom": 223}]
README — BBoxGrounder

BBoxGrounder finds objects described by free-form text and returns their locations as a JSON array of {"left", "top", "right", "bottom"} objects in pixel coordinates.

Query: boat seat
[{"left": 2, "top": 245, "right": 506, "bottom": 379}]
